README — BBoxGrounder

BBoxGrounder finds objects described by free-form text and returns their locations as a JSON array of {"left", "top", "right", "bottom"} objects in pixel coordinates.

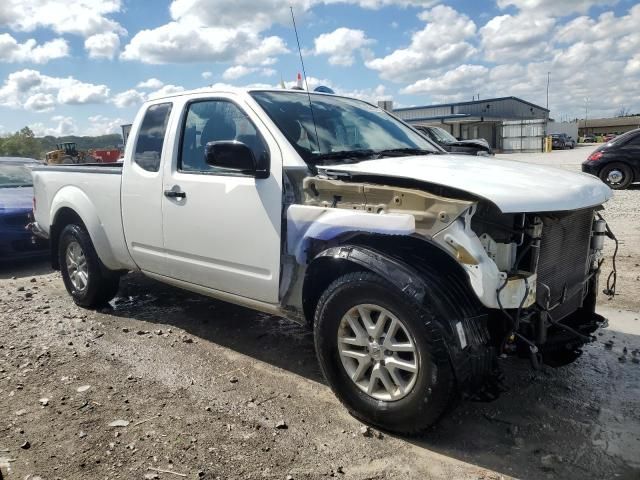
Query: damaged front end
[
  {"left": 282, "top": 170, "right": 616, "bottom": 371},
  {"left": 476, "top": 207, "right": 615, "bottom": 367}
]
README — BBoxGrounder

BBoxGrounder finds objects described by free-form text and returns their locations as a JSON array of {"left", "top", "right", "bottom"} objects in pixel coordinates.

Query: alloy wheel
[
  {"left": 65, "top": 241, "right": 88, "bottom": 292},
  {"left": 337, "top": 304, "right": 419, "bottom": 401}
]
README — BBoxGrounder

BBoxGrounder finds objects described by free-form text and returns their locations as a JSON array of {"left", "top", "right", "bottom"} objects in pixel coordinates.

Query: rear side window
[{"left": 134, "top": 103, "right": 172, "bottom": 172}]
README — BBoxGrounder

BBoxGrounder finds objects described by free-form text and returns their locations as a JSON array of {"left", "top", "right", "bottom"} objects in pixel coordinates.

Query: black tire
[
  {"left": 314, "top": 271, "right": 455, "bottom": 434},
  {"left": 599, "top": 162, "right": 633, "bottom": 190},
  {"left": 58, "top": 224, "right": 120, "bottom": 308}
]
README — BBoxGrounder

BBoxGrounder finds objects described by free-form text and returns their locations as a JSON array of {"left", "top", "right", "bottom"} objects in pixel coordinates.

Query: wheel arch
[
  {"left": 302, "top": 234, "right": 480, "bottom": 326},
  {"left": 49, "top": 188, "right": 121, "bottom": 271},
  {"left": 50, "top": 207, "right": 86, "bottom": 269},
  {"left": 303, "top": 234, "right": 496, "bottom": 396}
]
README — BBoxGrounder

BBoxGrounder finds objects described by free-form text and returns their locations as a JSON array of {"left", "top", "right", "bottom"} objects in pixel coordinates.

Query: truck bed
[
  {"left": 33, "top": 163, "right": 123, "bottom": 174},
  {"left": 31, "top": 163, "right": 135, "bottom": 271}
]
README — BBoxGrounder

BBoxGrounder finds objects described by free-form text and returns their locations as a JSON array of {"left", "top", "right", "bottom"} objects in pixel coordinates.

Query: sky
[{"left": 0, "top": 0, "right": 639, "bottom": 137}]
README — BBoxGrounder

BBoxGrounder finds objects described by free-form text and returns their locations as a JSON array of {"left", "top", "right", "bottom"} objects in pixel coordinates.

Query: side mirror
[{"left": 204, "top": 141, "right": 269, "bottom": 178}]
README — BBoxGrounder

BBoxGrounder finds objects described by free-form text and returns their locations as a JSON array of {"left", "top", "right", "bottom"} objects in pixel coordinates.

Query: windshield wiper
[
  {"left": 375, "top": 148, "right": 437, "bottom": 157},
  {"left": 311, "top": 149, "right": 377, "bottom": 164}
]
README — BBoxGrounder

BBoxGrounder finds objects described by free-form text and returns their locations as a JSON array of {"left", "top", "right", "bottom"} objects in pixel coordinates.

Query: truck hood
[{"left": 319, "top": 155, "right": 612, "bottom": 213}]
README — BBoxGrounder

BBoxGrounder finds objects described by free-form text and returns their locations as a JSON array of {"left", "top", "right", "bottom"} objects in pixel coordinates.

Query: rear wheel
[
  {"left": 599, "top": 162, "right": 633, "bottom": 190},
  {"left": 314, "top": 271, "right": 455, "bottom": 434},
  {"left": 58, "top": 224, "right": 120, "bottom": 307}
]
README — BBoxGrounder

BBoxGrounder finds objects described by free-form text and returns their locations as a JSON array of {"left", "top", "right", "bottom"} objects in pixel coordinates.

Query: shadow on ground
[
  {"left": 0, "top": 257, "right": 51, "bottom": 279},
  {"left": 98, "top": 273, "right": 640, "bottom": 480}
]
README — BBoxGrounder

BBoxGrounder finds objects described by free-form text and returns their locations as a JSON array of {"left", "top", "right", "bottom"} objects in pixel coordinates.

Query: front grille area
[{"left": 536, "top": 208, "right": 594, "bottom": 320}]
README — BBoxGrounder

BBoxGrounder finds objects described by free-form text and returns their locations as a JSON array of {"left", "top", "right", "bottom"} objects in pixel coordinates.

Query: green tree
[{"left": 0, "top": 126, "right": 42, "bottom": 159}]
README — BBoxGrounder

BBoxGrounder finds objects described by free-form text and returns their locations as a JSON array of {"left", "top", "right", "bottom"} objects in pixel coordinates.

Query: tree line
[{"left": 0, "top": 127, "right": 122, "bottom": 160}]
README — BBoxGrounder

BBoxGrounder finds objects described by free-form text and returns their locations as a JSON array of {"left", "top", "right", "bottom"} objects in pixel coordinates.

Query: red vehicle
[{"left": 89, "top": 148, "right": 121, "bottom": 163}]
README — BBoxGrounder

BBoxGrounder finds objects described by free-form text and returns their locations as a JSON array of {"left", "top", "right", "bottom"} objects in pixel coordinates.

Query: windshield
[
  {"left": 427, "top": 126, "right": 458, "bottom": 144},
  {"left": 0, "top": 164, "right": 33, "bottom": 188},
  {"left": 250, "top": 91, "right": 438, "bottom": 163}
]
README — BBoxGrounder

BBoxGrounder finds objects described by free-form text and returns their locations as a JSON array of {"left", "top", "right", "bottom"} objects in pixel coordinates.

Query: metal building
[
  {"left": 578, "top": 116, "right": 640, "bottom": 136},
  {"left": 390, "top": 97, "right": 550, "bottom": 153}
]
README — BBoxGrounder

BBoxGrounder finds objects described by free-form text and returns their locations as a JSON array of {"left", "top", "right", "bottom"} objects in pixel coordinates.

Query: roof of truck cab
[{"left": 145, "top": 87, "right": 343, "bottom": 102}]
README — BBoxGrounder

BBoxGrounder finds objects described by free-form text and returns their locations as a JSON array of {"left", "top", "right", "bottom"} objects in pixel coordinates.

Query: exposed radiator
[{"left": 536, "top": 208, "right": 594, "bottom": 320}]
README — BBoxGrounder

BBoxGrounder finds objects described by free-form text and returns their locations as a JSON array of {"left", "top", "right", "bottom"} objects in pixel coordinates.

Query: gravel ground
[{"left": 1, "top": 147, "right": 639, "bottom": 480}]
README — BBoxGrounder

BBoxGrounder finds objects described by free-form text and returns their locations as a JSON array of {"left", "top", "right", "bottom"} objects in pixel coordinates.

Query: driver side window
[{"left": 180, "top": 100, "right": 268, "bottom": 173}]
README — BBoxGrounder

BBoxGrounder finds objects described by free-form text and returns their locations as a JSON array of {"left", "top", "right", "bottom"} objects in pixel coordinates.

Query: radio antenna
[{"left": 290, "top": 6, "right": 320, "bottom": 153}]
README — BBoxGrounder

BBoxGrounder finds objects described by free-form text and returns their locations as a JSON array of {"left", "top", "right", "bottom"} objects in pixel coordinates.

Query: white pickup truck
[{"left": 30, "top": 87, "right": 615, "bottom": 433}]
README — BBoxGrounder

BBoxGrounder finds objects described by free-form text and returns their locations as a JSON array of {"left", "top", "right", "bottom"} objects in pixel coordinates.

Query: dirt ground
[{"left": 1, "top": 145, "right": 639, "bottom": 480}]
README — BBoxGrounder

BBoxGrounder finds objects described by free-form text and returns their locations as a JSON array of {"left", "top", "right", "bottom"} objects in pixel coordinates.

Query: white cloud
[
  {"left": 625, "top": 54, "right": 640, "bottom": 76},
  {"left": 57, "top": 82, "right": 110, "bottom": 105},
  {"left": 136, "top": 78, "right": 164, "bottom": 89},
  {"left": 0, "top": 34, "right": 69, "bottom": 64},
  {"left": 338, "top": 0, "right": 438, "bottom": 6},
  {"left": 30, "top": 115, "right": 77, "bottom": 136},
  {"left": 84, "top": 32, "right": 120, "bottom": 59},
  {"left": 366, "top": 5, "right": 477, "bottom": 81},
  {"left": 121, "top": 22, "right": 287, "bottom": 66},
  {"left": 112, "top": 89, "right": 146, "bottom": 108},
  {"left": 24, "top": 93, "right": 56, "bottom": 112},
  {"left": 496, "top": 0, "right": 616, "bottom": 16},
  {"left": 0, "top": 0, "right": 125, "bottom": 37},
  {"left": 30, "top": 114, "right": 126, "bottom": 137},
  {"left": 313, "top": 28, "right": 374, "bottom": 66},
  {"left": 234, "top": 36, "right": 289, "bottom": 66},
  {"left": 222, "top": 65, "right": 257, "bottom": 80},
  {"left": 480, "top": 14, "right": 555, "bottom": 62},
  {"left": 85, "top": 115, "right": 127, "bottom": 136},
  {"left": 169, "top": 0, "right": 438, "bottom": 33},
  {"left": 339, "top": 84, "right": 391, "bottom": 103},
  {"left": 555, "top": 5, "right": 639, "bottom": 52},
  {"left": 147, "top": 84, "right": 185, "bottom": 99},
  {"left": 401, "top": 64, "right": 489, "bottom": 97},
  {"left": 280, "top": 76, "right": 390, "bottom": 103},
  {"left": 112, "top": 84, "right": 187, "bottom": 107},
  {"left": 0, "top": 69, "right": 110, "bottom": 110},
  {"left": 202, "top": 71, "right": 213, "bottom": 79},
  {"left": 124, "top": 0, "right": 431, "bottom": 67}
]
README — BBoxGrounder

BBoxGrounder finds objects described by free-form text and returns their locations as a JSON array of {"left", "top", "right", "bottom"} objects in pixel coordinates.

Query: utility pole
[
  {"left": 584, "top": 97, "right": 589, "bottom": 136},
  {"left": 546, "top": 72, "right": 550, "bottom": 110}
]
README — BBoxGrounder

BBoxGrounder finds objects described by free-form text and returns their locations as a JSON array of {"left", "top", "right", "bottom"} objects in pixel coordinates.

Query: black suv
[{"left": 582, "top": 128, "right": 640, "bottom": 189}]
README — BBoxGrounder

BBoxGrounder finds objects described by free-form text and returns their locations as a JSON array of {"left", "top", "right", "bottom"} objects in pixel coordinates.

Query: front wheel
[
  {"left": 58, "top": 224, "right": 120, "bottom": 307},
  {"left": 599, "top": 162, "right": 633, "bottom": 190},
  {"left": 314, "top": 271, "right": 455, "bottom": 434}
]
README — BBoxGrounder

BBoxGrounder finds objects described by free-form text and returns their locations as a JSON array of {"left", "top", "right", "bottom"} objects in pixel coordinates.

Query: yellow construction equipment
[{"left": 45, "top": 142, "right": 92, "bottom": 165}]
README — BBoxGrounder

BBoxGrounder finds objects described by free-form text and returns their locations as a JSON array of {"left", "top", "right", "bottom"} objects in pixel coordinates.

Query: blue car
[{"left": 0, "top": 157, "right": 48, "bottom": 261}]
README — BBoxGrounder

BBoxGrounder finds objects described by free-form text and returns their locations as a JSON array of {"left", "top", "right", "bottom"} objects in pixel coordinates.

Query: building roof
[
  {"left": 578, "top": 116, "right": 640, "bottom": 128},
  {"left": 393, "top": 96, "right": 549, "bottom": 113}
]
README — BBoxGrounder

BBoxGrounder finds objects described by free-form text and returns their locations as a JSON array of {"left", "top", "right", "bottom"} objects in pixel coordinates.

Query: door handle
[{"left": 164, "top": 189, "right": 186, "bottom": 199}]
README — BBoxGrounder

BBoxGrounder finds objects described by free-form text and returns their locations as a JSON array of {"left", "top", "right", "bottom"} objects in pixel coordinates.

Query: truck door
[
  {"left": 161, "top": 97, "right": 282, "bottom": 303},
  {"left": 121, "top": 102, "right": 173, "bottom": 274}
]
